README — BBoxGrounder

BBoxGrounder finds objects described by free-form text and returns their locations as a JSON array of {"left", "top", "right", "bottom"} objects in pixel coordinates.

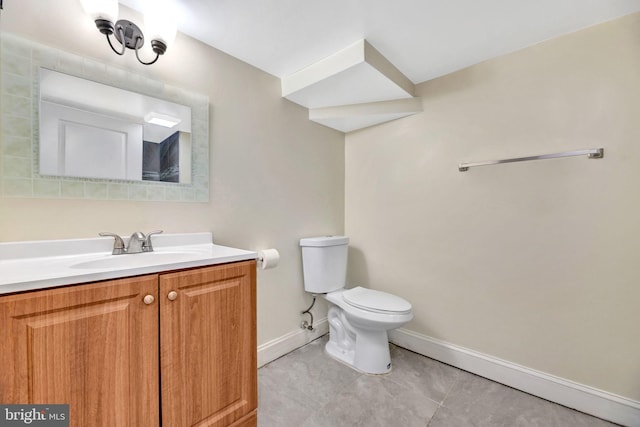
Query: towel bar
[{"left": 458, "top": 148, "right": 604, "bottom": 172}]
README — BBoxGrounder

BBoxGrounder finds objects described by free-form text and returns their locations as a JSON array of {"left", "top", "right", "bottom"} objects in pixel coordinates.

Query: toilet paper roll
[{"left": 258, "top": 248, "right": 280, "bottom": 270}]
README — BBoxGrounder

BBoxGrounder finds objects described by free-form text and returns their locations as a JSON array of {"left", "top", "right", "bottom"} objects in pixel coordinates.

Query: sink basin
[{"left": 70, "top": 251, "right": 203, "bottom": 270}]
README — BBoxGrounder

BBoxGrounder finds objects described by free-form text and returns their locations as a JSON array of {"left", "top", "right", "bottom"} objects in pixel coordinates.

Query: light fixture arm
[
  {"left": 134, "top": 39, "right": 160, "bottom": 65},
  {"left": 106, "top": 27, "right": 126, "bottom": 56}
]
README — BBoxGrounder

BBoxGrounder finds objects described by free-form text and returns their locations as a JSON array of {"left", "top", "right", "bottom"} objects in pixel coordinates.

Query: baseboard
[
  {"left": 257, "top": 318, "right": 329, "bottom": 368},
  {"left": 389, "top": 328, "right": 640, "bottom": 427}
]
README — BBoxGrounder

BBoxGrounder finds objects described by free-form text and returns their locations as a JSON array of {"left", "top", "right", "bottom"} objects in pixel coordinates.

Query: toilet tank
[{"left": 299, "top": 236, "right": 349, "bottom": 294}]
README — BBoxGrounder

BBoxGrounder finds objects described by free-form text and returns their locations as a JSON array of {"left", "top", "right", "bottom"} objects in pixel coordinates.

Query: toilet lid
[{"left": 342, "top": 287, "right": 412, "bottom": 314}]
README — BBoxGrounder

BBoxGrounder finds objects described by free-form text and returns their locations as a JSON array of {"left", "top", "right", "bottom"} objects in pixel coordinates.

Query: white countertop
[{"left": 0, "top": 232, "right": 257, "bottom": 295}]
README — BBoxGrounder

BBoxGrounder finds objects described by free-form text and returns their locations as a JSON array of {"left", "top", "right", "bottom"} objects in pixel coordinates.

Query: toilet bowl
[
  {"left": 300, "top": 236, "right": 413, "bottom": 374},
  {"left": 323, "top": 286, "right": 413, "bottom": 374}
]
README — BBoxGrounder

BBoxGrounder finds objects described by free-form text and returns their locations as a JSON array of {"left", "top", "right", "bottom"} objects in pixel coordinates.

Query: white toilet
[{"left": 300, "top": 236, "right": 413, "bottom": 374}]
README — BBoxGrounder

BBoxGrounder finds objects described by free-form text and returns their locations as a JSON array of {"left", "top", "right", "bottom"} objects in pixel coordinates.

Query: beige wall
[
  {"left": 0, "top": 1, "right": 344, "bottom": 345},
  {"left": 346, "top": 13, "right": 640, "bottom": 400}
]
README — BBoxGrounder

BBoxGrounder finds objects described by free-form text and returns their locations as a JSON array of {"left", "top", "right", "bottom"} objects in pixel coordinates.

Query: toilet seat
[{"left": 342, "top": 286, "right": 412, "bottom": 315}]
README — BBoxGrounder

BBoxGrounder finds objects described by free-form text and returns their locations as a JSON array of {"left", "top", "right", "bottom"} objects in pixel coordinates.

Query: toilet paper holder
[{"left": 257, "top": 248, "right": 279, "bottom": 270}]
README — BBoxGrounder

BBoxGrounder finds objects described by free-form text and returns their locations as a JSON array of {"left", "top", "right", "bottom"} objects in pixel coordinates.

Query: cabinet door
[
  {"left": 0, "top": 275, "right": 160, "bottom": 427},
  {"left": 160, "top": 261, "right": 257, "bottom": 427}
]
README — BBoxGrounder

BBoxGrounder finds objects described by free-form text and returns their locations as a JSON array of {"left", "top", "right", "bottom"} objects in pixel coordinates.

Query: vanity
[{"left": 0, "top": 233, "right": 257, "bottom": 427}]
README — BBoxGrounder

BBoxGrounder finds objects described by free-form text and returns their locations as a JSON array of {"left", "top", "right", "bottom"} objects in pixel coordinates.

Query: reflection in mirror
[{"left": 39, "top": 68, "right": 192, "bottom": 184}]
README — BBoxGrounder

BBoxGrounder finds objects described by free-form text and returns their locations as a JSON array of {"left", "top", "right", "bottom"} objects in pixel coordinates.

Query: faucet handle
[
  {"left": 143, "top": 230, "right": 163, "bottom": 252},
  {"left": 99, "top": 232, "right": 126, "bottom": 255}
]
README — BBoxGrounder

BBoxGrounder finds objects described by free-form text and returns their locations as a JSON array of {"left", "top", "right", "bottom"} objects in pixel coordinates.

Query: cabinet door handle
[
  {"left": 167, "top": 291, "right": 178, "bottom": 301},
  {"left": 143, "top": 295, "right": 155, "bottom": 305}
]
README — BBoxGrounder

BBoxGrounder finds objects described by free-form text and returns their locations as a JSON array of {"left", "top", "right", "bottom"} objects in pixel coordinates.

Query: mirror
[
  {"left": 39, "top": 68, "right": 192, "bottom": 184},
  {"left": 0, "top": 32, "right": 209, "bottom": 202}
]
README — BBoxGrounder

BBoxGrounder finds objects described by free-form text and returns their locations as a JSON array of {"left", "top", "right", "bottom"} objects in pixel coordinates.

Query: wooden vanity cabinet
[
  {"left": 160, "top": 261, "right": 257, "bottom": 427},
  {"left": 0, "top": 260, "right": 257, "bottom": 427},
  {"left": 0, "top": 274, "right": 160, "bottom": 426}
]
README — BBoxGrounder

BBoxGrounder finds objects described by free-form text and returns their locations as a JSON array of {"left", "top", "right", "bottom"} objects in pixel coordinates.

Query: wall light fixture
[{"left": 81, "top": 0, "right": 177, "bottom": 65}]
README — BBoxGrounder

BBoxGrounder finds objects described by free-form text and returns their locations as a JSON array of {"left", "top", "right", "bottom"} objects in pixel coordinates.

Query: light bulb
[
  {"left": 80, "top": 0, "right": 118, "bottom": 23},
  {"left": 145, "top": 7, "right": 177, "bottom": 47}
]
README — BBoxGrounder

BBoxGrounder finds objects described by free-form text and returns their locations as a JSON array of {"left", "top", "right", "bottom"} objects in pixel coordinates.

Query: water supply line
[{"left": 301, "top": 295, "right": 316, "bottom": 331}]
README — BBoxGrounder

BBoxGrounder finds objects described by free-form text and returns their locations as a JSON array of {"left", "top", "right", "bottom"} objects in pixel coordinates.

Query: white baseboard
[
  {"left": 257, "top": 318, "right": 329, "bottom": 368},
  {"left": 389, "top": 328, "right": 640, "bottom": 427}
]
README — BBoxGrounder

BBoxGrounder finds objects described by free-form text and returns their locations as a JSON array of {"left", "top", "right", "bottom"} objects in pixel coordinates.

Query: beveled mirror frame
[{"left": 0, "top": 33, "right": 209, "bottom": 202}]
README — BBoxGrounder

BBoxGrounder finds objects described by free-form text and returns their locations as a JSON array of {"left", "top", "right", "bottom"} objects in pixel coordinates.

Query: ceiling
[
  {"left": 120, "top": 0, "right": 640, "bottom": 84},
  {"left": 118, "top": 0, "right": 640, "bottom": 132}
]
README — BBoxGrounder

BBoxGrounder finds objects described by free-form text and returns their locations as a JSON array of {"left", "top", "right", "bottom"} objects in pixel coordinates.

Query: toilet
[{"left": 300, "top": 236, "right": 413, "bottom": 374}]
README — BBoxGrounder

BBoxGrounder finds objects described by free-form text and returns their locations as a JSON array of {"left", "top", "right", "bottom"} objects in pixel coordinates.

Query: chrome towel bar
[{"left": 458, "top": 148, "right": 604, "bottom": 172}]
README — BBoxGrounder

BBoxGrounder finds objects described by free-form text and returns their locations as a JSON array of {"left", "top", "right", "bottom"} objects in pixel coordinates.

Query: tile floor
[{"left": 257, "top": 335, "right": 616, "bottom": 427}]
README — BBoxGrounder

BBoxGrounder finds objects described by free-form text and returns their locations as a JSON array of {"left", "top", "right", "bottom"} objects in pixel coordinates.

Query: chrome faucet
[
  {"left": 126, "top": 231, "right": 147, "bottom": 254},
  {"left": 99, "top": 230, "right": 163, "bottom": 255}
]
